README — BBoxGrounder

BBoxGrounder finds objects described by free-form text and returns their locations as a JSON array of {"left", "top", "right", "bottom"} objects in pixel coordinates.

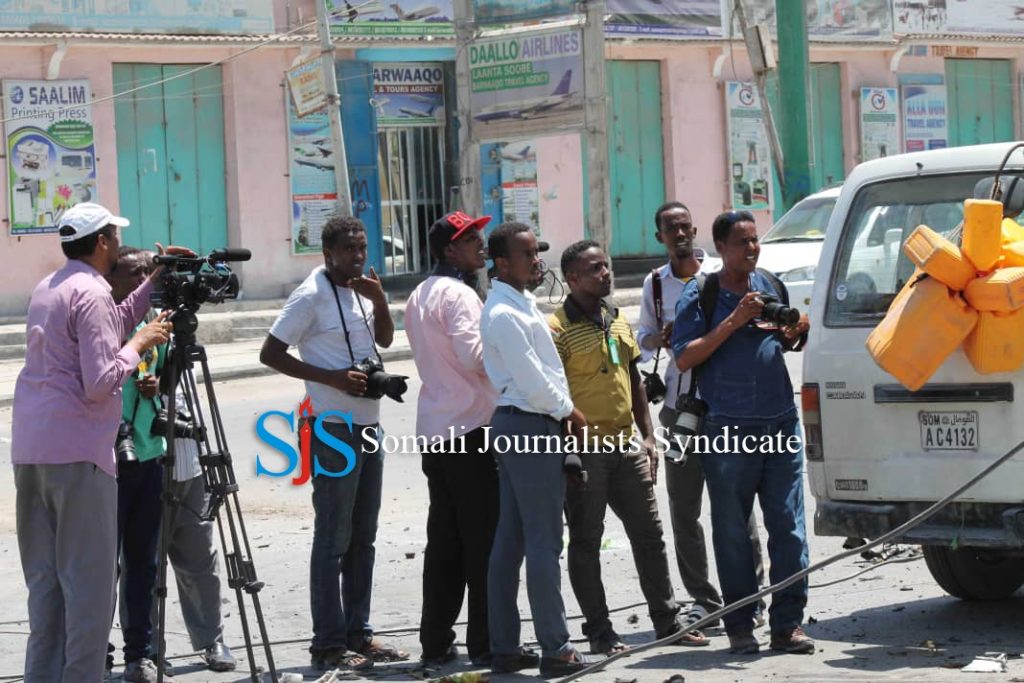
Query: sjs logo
[{"left": 255, "top": 397, "right": 355, "bottom": 485}]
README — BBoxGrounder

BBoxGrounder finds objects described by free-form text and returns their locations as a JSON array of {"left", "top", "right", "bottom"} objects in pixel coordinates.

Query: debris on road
[{"left": 961, "top": 653, "right": 1008, "bottom": 673}]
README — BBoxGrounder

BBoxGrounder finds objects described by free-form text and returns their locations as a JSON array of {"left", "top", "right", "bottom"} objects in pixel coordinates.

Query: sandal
[
  {"left": 589, "top": 630, "right": 629, "bottom": 655},
  {"left": 311, "top": 648, "right": 373, "bottom": 672},
  {"left": 354, "top": 638, "right": 410, "bottom": 663},
  {"left": 658, "top": 622, "right": 710, "bottom": 648}
]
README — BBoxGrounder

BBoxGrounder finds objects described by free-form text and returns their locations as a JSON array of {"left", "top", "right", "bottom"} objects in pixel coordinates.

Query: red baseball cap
[{"left": 430, "top": 211, "right": 492, "bottom": 244}]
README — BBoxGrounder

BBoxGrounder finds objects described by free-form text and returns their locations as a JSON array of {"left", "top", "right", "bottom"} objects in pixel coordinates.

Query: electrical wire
[
  {"left": 557, "top": 434, "right": 1024, "bottom": 681},
  {"left": 0, "top": 0, "right": 381, "bottom": 126}
]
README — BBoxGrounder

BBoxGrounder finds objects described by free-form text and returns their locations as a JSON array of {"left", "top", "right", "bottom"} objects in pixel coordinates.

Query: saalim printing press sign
[
  {"left": 468, "top": 27, "right": 584, "bottom": 140},
  {"left": 3, "top": 79, "right": 97, "bottom": 236}
]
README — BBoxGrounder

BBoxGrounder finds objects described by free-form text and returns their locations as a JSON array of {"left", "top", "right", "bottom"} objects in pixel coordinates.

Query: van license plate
[{"left": 919, "top": 411, "right": 978, "bottom": 451}]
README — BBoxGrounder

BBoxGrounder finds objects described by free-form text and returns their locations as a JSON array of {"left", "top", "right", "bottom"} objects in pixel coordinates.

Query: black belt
[{"left": 494, "top": 405, "right": 559, "bottom": 423}]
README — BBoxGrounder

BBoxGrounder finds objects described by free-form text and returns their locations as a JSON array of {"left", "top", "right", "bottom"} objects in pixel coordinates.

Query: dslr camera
[
  {"left": 757, "top": 294, "right": 800, "bottom": 326},
  {"left": 150, "top": 408, "right": 203, "bottom": 441},
  {"left": 352, "top": 357, "right": 409, "bottom": 403},
  {"left": 641, "top": 369, "right": 667, "bottom": 405},
  {"left": 116, "top": 420, "right": 137, "bottom": 463}
]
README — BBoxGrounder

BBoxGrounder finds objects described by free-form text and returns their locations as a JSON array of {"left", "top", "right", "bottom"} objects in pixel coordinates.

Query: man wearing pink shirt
[
  {"left": 11, "top": 202, "right": 175, "bottom": 681},
  {"left": 405, "top": 211, "right": 499, "bottom": 668}
]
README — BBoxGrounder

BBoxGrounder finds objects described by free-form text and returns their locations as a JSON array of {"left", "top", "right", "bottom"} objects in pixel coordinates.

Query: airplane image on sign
[
  {"left": 390, "top": 3, "right": 440, "bottom": 20},
  {"left": 295, "top": 158, "right": 335, "bottom": 171},
  {"left": 473, "top": 70, "right": 577, "bottom": 123},
  {"left": 501, "top": 144, "right": 535, "bottom": 162},
  {"left": 337, "top": 0, "right": 384, "bottom": 22},
  {"left": 398, "top": 94, "right": 443, "bottom": 119},
  {"left": 293, "top": 143, "right": 333, "bottom": 158}
]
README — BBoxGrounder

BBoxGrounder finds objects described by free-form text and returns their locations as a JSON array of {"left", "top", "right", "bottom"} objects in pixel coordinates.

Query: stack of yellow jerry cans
[{"left": 868, "top": 198, "right": 1024, "bottom": 390}]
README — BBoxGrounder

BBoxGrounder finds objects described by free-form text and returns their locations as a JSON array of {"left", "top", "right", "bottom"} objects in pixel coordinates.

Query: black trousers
[
  {"left": 117, "top": 458, "right": 164, "bottom": 663},
  {"left": 419, "top": 427, "right": 499, "bottom": 660}
]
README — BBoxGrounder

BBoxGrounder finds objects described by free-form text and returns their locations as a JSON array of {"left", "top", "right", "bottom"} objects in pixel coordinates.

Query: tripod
[{"left": 154, "top": 307, "right": 279, "bottom": 683}]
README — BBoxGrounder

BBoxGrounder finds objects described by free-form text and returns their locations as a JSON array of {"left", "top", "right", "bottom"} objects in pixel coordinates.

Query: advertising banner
[
  {"left": 372, "top": 63, "right": 445, "bottom": 128},
  {"left": 469, "top": 27, "right": 583, "bottom": 139},
  {"left": 721, "top": 0, "right": 892, "bottom": 41},
  {"left": 287, "top": 58, "right": 327, "bottom": 119},
  {"left": 3, "top": 80, "right": 96, "bottom": 236},
  {"left": 497, "top": 142, "right": 539, "bottom": 233},
  {"left": 901, "top": 84, "right": 948, "bottom": 153},
  {"left": 474, "top": 0, "right": 576, "bottom": 25},
  {"left": 605, "top": 0, "right": 722, "bottom": 38},
  {"left": 859, "top": 87, "right": 900, "bottom": 161},
  {"left": 328, "top": 0, "right": 453, "bottom": 37},
  {"left": 725, "top": 82, "right": 773, "bottom": 212},
  {"left": 946, "top": 0, "right": 1024, "bottom": 35},
  {"left": 286, "top": 96, "right": 339, "bottom": 255},
  {"left": 0, "top": 0, "right": 272, "bottom": 33}
]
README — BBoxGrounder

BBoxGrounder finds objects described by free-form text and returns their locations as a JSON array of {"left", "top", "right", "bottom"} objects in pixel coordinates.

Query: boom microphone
[{"left": 208, "top": 248, "right": 252, "bottom": 262}]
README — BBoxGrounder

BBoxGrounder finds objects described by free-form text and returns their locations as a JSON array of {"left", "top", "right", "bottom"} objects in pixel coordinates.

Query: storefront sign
[
  {"left": 287, "top": 58, "right": 327, "bottom": 119},
  {"left": 469, "top": 27, "right": 584, "bottom": 139},
  {"left": 372, "top": 63, "right": 445, "bottom": 128},
  {"left": 859, "top": 87, "right": 900, "bottom": 162},
  {"left": 286, "top": 96, "right": 338, "bottom": 255},
  {"left": 328, "top": 0, "right": 453, "bottom": 37},
  {"left": 3, "top": 79, "right": 96, "bottom": 236},
  {"left": 721, "top": 0, "right": 892, "bottom": 40},
  {"left": 893, "top": 0, "right": 1024, "bottom": 35},
  {"left": 474, "top": 0, "right": 576, "bottom": 25},
  {"left": 0, "top": 0, "right": 272, "bottom": 33},
  {"left": 606, "top": 0, "right": 722, "bottom": 38},
  {"left": 725, "top": 82, "right": 773, "bottom": 211},
  {"left": 497, "top": 141, "right": 539, "bottom": 234},
  {"left": 901, "top": 84, "right": 947, "bottom": 153}
]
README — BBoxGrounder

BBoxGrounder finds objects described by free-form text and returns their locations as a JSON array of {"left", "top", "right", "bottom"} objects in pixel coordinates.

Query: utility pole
[
  {"left": 583, "top": 0, "right": 611, "bottom": 262},
  {"left": 315, "top": 0, "right": 353, "bottom": 216},
  {"left": 775, "top": 0, "right": 812, "bottom": 211},
  {"left": 454, "top": 0, "right": 481, "bottom": 217}
]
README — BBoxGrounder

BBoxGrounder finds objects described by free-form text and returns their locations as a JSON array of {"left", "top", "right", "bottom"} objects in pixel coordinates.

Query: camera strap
[
  {"left": 324, "top": 271, "right": 384, "bottom": 367},
  {"left": 682, "top": 271, "right": 719, "bottom": 400},
  {"left": 650, "top": 268, "right": 663, "bottom": 374}
]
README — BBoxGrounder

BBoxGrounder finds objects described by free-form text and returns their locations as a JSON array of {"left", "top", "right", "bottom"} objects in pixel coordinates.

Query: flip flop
[{"left": 355, "top": 638, "right": 410, "bottom": 663}]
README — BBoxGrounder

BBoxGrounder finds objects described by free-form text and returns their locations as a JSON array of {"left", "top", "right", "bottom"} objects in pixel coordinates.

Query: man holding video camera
[
  {"left": 260, "top": 214, "right": 408, "bottom": 673},
  {"left": 12, "top": 202, "right": 178, "bottom": 681}
]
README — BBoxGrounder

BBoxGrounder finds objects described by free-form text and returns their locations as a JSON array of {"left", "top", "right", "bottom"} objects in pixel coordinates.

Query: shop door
[
  {"left": 809, "top": 63, "right": 845, "bottom": 189},
  {"left": 607, "top": 60, "right": 665, "bottom": 258},
  {"left": 946, "top": 59, "right": 1014, "bottom": 147},
  {"left": 113, "top": 64, "right": 227, "bottom": 253}
]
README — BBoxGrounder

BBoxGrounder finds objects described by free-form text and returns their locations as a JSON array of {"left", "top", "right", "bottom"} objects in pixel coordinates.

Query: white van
[{"left": 803, "top": 142, "right": 1024, "bottom": 600}]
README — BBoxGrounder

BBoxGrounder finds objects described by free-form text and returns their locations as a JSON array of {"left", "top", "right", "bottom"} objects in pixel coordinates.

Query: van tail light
[{"left": 801, "top": 383, "right": 824, "bottom": 461}]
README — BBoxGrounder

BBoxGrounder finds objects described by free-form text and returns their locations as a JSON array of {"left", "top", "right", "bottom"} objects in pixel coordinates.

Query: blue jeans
[
  {"left": 699, "top": 418, "right": 808, "bottom": 635},
  {"left": 487, "top": 411, "right": 574, "bottom": 659},
  {"left": 309, "top": 420, "right": 385, "bottom": 653}
]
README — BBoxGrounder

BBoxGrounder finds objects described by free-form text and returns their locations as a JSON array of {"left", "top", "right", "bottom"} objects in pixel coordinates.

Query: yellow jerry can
[
  {"left": 1001, "top": 217, "right": 1024, "bottom": 245},
  {"left": 902, "top": 224, "right": 977, "bottom": 291},
  {"left": 867, "top": 272, "right": 978, "bottom": 392},
  {"left": 999, "top": 240, "right": 1024, "bottom": 268},
  {"left": 963, "top": 309, "right": 1024, "bottom": 374},
  {"left": 961, "top": 199, "right": 1004, "bottom": 271},
  {"left": 963, "top": 267, "right": 1024, "bottom": 312}
]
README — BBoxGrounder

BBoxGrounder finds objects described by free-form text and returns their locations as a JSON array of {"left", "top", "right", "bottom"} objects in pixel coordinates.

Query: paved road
[{"left": 0, "top": 359, "right": 1020, "bottom": 681}]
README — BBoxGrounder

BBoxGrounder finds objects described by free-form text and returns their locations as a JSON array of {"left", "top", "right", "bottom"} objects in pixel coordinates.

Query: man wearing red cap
[{"left": 405, "top": 211, "right": 499, "bottom": 668}]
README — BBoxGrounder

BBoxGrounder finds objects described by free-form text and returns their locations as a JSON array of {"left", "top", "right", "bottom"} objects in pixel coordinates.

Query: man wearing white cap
[{"left": 11, "top": 202, "right": 184, "bottom": 681}]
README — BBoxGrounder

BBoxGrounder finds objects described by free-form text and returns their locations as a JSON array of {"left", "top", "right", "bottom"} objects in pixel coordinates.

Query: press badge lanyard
[
  {"left": 570, "top": 296, "right": 620, "bottom": 370},
  {"left": 322, "top": 271, "right": 383, "bottom": 367}
]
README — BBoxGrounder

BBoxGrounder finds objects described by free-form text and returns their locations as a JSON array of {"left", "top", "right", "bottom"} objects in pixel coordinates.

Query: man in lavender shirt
[
  {"left": 11, "top": 202, "right": 175, "bottom": 682},
  {"left": 405, "top": 211, "right": 499, "bottom": 668}
]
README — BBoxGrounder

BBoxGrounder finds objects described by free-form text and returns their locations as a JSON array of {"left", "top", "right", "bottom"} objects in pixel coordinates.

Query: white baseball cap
[{"left": 57, "top": 202, "right": 130, "bottom": 243}]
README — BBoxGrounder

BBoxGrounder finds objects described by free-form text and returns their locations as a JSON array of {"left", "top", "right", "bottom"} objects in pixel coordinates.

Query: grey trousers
[
  {"left": 659, "top": 406, "right": 765, "bottom": 612},
  {"left": 16, "top": 462, "right": 118, "bottom": 682},
  {"left": 149, "top": 475, "right": 225, "bottom": 651}
]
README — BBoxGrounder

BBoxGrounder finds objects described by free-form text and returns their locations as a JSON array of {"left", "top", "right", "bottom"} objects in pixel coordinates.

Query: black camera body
[
  {"left": 641, "top": 369, "right": 667, "bottom": 404},
  {"left": 116, "top": 420, "right": 138, "bottom": 463},
  {"left": 352, "top": 357, "right": 409, "bottom": 403},
  {"left": 151, "top": 408, "right": 203, "bottom": 441},
  {"left": 151, "top": 249, "right": 249, "bottom": 313},
  {"left": 759, "top": 294, "right": 800, "bottom": 326}
]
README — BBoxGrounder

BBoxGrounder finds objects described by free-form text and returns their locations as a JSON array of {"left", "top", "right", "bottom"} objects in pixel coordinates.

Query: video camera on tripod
[
  {"left": 149, "top": 245, "right": 280, "bottom": 682},
  {"left": 151, "top": 248, "right": 249, "bottom": 337}
]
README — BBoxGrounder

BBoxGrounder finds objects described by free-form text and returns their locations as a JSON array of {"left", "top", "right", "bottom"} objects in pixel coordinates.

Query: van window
[{"left": 825, "top": 172, "right": 993, "bottom": 327}]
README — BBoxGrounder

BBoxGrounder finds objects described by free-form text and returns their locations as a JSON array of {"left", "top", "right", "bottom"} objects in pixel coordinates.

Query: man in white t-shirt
[
  {"left": 637, "top": 202, "right": 764, "bottom": 629},
  {"left": 260, "top": 215, "right": 407, "bottom": 673}
]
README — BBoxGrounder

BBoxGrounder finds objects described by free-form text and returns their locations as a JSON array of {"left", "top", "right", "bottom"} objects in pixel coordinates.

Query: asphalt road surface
[{"left": 0, "top": 357, "right": 1021, "bottom": 681}]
